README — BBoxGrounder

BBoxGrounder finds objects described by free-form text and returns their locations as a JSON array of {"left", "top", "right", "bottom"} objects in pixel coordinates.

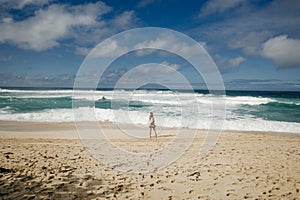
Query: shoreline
[{"left": 0, "top": 120, "right": 299, "bottom": 139}]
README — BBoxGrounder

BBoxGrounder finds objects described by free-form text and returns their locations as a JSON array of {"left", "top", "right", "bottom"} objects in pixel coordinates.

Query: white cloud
[
  {"left": 228, "top": 31, "right": 272, "bottom": 55},
  {"left": 139, "top": 61, "right": 180, "bottom": 74},
  {"left": 89, "top": 39, "right": 128, "bottom": 58},
  {"left": 135, "top": 36, "right": 171, "bottom": 50},
  {"left": 0, "top": 0, "right": 50, "bottom": 10},
  {"left": 73, "top": 10, "right": 137, "bottom": 49},
  {"left": 111, "top": 11, "right": 137, "bottom": 30},
  {"left": 214, "top": 54, "right": 246, "bottom": 72},
  {"left": 134, "top": 34, "right": 206, "bottom": 58},
  {"left": 84, "top": 32, "right": 207, "bottom": 59},
  {"left": 161, "top": 61, "right": 181, "bottom": 71},
  {"left": 0, "top": 3, "right": 104, "bottom": 51},
  {"left": 116, "top": 62, "right": 182, "bottom": 87},
  {"left": 228, "top": 56, "right": 246, "bottom": 68},
  {"left": 69, "top": 1, "right": 111, "bottom": 18},
  {"left": 126, "top": 62, "right": 180, "bottom": 75},
  {"left": 0, "top": 1, "right": 138, "bottom": 52},
  {"left": 261, "top": 35, "right": 300, "bottom": 68},
  {"left": 2, "top": 17, "right": 13, "bottom": 23},
  {"left": 134, "top": 49, "right": 157, "bottom": 56},
  {"left": 194, "top": 0, "right": 300, "bottom": 68},
  {"left": 199, "top": 0, "right": 245, "bottom": 17},
  {"left": 75, "top": 47, "right": 91, "bottom": 56}
]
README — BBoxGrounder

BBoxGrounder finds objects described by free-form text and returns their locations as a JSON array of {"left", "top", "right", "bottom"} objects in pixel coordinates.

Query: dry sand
[{"left": 0, "top": 121, "right": 300, "bottom": 199}]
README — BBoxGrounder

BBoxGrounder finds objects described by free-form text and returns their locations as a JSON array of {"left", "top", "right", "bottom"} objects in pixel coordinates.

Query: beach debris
[
  {"left": 59, "top": 166, "right": 76, "bottom": 173},
  {"left": 187, "top": 171, "right": 201, "bottom": 177},
  {"left": 46, "top": 175, "right": 54, "bottom": 180},
  {"left": 70, "top": 156, "right": 81, "bottom": 160},
  {"left": 0, "top": 167, "right": 13, "bottom": 173},
  {"left": 4, "top": 152, "right": 13, "bottom": 159},
  {"left": 79, "top": 181, "right": 89, "bottom": 187}
]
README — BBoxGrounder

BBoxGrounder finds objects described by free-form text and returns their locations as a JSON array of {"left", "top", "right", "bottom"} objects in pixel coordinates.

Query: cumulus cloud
[
  {"left": 75, "top": 47, "right": 91, "bottom": 56},
  {"left": 137, "top": 61, "right": 180, "bottom": 74},
  {"left": 114, "top": 62, "right": 183, "bottom": 88},
  {"left": 228, "top": 31, "right": 272, "bottom": 55},
  {"left": 73, "top": 10, "right": 137, "bottom": 52},
  {"left": 81, "top": 32, "right": 207, "bottom": 59},
  {"left": 88, "top": 39, "right": 128, "bottom": 58},
  {"left": 2, "top": 17, "right": 13, "bottom": 23},
  {"left": 161, "top": 61, "right": 180, "bottom": 70},
  {"left": 99, "top": 62, "right": 181, "bottom": 88},
  {"left": 0, "top": 0, "right": 50, "bottom": 10},
  {"left": 134, "top": 34, "right": 206, "bottom": 58},
  {"left": 111, "top": 11, "right": 137, "bottom": 30},
  {"left": 260, "top": 35, "right": 300, "bottom": 68},
  {"left": 193, "top": 0, "right": 300, "bottom": 68},
  {"left": 0, "top": 3, "right": 107, "bottom": 51},
  {"left": 214, "top": 55, "right": 246, "bottom": 72},
  {"left": 0, "top": 1, "right": 138, "bottom": 52},
  {"left": 118, "top": 62, "right": 180, "bottom": 78},
  {"left": 228, "top": 56, "right": 246, "bottom": 68},
  {"left": 199, "top": 0, "right": 245, "bottom": 17}
]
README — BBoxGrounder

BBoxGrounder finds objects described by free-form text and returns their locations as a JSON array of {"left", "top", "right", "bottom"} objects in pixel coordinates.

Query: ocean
[{"left": 0, "top": 87, "right": 299, "bottom": 133}]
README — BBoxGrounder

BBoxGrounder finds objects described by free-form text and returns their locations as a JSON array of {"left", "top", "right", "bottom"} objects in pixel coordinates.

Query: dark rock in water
[{"left": 96, "top": 96, "right": 107, "bottom": 102}]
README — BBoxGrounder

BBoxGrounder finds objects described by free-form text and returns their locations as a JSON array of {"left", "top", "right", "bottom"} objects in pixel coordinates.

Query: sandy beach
[{"left": 0, "top": 121, "right": 300, "bottom": 199}]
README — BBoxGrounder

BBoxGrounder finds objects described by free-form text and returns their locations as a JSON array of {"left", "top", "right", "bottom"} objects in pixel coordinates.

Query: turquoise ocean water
[{"left": 0, "top": 88, "right": 299, "bottom": 133}]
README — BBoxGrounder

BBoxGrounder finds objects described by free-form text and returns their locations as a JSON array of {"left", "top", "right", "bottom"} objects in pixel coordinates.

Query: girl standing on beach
[{"left": 148, "top": 112, "right": 157, "bottom": 138}]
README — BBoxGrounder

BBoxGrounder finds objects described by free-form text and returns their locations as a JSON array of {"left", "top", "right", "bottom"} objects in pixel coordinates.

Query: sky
[{"left": 0, "top": 0, "right": 300, "bottom": 91}]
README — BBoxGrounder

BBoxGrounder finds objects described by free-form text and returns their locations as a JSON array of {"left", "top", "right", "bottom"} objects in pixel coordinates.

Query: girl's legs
[{"left": 153, "top": 127, "right": 157, "bottom": 138}]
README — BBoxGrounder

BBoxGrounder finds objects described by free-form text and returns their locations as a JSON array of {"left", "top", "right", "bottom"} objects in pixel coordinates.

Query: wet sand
[{"left": 0, "top": 121, "right": 300, "bottom": 199}]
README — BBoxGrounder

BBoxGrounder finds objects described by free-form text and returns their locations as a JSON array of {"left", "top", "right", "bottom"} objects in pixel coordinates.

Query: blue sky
[{"left": 0, "top": 0, "right": 300, "bottom": 91}]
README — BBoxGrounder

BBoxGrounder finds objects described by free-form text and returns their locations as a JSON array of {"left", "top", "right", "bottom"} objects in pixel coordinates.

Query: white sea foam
[
  {"left": 225, "top": 96, "right": 276, "bottom": 105},
  {"left": 196, "top": 96, "right": 276, "bottom": 106},
  {"left": 0, "top": 95, "right": 72, "bottom": 99},
  {"left": 1, "top": 89, "right": 299, "bottom": 133},
  {"left": 0, "top": 89, "right": 278, "bottom": 106},
  {"left": 0, "top": 88, "right": 74, "bottom": 94},
  {"left": 0, "top": 106, "right": 12, "bottom": 114},
  {"left": 0, "top": 107, "right": 299, "bottom": 133}
]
